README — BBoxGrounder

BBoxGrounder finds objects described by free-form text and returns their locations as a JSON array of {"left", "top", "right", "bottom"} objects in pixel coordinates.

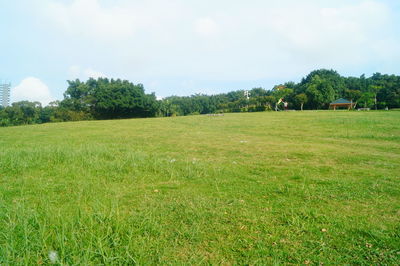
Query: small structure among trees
[{"left": 329, "top": 98, "right": 355, "bottom": 110}]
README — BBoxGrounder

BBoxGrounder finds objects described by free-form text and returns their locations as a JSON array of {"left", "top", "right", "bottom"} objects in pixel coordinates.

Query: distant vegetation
[{"left": 1, "top": 69, "right": 400, "bottom": 126}]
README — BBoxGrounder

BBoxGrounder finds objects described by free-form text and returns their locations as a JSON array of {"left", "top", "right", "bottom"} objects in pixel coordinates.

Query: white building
[{"left": 0, "top": 82, "right": 11, "bottom": 107}]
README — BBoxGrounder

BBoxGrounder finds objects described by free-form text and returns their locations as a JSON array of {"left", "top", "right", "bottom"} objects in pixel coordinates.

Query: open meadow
[{"left": 0, "top": 111, "right": 399, "bottom": 264}]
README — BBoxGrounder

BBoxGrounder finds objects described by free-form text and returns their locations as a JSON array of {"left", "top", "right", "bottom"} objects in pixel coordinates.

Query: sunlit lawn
[{"left": 1, "top": 111, "right": 399, "bottom": 264}]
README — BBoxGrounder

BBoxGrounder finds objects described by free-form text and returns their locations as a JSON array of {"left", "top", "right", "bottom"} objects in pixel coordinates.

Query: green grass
[{"left": 1, "top": 111, "right": 399, "bottom": 265}]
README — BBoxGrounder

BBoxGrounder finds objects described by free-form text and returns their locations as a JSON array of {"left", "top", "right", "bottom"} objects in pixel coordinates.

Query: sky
[{"left": 1, "top": 0, "right": 400, "bottom": 105}]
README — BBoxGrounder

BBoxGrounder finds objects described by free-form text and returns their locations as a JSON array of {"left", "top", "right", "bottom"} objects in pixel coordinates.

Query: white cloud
[
  {"left": 84, "top": 68, "right": 106, "bottom": 79},
  {"left": 30, "top": 0, "right": 400, "bottom": 95},
  {"left": 68, "top": 66, "right": 106, "bottom": 80},
  {"left": 264, "top": 1, "right": 389, "bottom": 52},
  {"left": 195, "top": 18, "right": 219, "bottom": 37},
  {"left": 12, "top": 77, "right": 55, "bottom": 106},
  {"left": 193, "top": 0, "right": 395, "bottom": 79},
  {"left": 44, "top": 0, "right": 141, "bottom": 40}
]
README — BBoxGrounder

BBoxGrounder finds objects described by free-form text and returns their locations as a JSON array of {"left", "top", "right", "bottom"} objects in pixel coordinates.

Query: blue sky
[{"left": 1, "top": 0, "right": 400, "bottom": 105}]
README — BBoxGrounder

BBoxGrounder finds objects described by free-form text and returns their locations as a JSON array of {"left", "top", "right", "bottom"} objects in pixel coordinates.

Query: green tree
[
  {"left": 304, "top": 75, "right": 336, "bottom": 109},
  {"left": 358, "top": 92, "right": 375, "bottom": 108},
  {"left": 369, "top": 85, "right": 383, "bottom": 110},
  {"left": 298, "top": 69, "right": 344, "bottom": 109},
  {"left": 61, "top": 78, "right": 159, "bottom": 119},
  {"left": 345, "top": 90, "right": 362, "bottom": 109},
  {"left": 295, "top": 93, "right": 308, "bottom": 111}
]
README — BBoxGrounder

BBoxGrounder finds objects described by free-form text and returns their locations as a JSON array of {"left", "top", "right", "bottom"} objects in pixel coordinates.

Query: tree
[
  {"left": 304, "top": 75, "right": 336, "bottom": 109},
  {"left": 61, "top": 78, "right": 159, "bottom": 119},
  {"left": 11, "top": 101, "right": 42, "bottom": 124},
  {"left": 272, "top": 85, "right": 294, "bottom": 100},
  {"left": 369, "top": 85, "right": 383, "bottom": 110},
  {"left": 272, "top": 85, "right": 293, "bottom": 110},
  {"left": 379, "top": 86, "right": 400, "bottom": 109},
  {"left": 250, "top": 87, "right": 268, "bottom": 97},
  {"left": 301, "top": 69, "right": 346, "bottom": 93},
  {"left": 358, "top": 92, "right": 375, "bottom": 108},
  {"left": 297, "top": 69, "right": 344, "bottom": 109},
  {"left": 92, "top": 79, "right": 158, "bottom": 118},
  {"left": 2, "top": 69, "right": 400, "bottom": 128},
  {"left": 295, "top": 93, "right": 308, "bottom": 111},
  {"left": 62, "top": 79, "right": 93, "bottom": 112},
  {"left": 345, "top": 89, "right": 362, "bottom": 109}
]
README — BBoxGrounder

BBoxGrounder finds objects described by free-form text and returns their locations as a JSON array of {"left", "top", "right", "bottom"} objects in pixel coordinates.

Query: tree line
[
  {"left": 1, "top": 69, "right": 399, "bottom": 127},
  {"left": 163, "top": 69, "right": 400, "bottom": 115}
]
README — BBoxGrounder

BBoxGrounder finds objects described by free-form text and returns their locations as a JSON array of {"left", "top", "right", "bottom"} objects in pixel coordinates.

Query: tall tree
[
  {"left": 295, "top": 93, "right": 308, "bottom": 111},
  {"left": 304, "top": 75, "right": 336, "bottom": 109},
  {"left": 345, "top": 89, "right": 362, "bottom": 109}
]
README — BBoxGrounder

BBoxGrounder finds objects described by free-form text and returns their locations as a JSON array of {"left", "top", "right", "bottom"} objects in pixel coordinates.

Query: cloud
[
  {"left": 264, "top": 1, "right": 390, "bottom": 53},
  {"left": 195, "top": 18, "right": 219, "bottom": 37},
  {"left": 44, "top": 0, "right": 141, "bottom": 40},
  {"left": 68, "top": 66, "right": 106, "bottom": 80},
  {"left": 12, "top": 77, "right": 55, "bottom": 106},
  {"left": 84, "top": 68, "right": 106, "bottom": 79},
  {"left": 29, "top": 0, "right": 400, "bottom": 96}
]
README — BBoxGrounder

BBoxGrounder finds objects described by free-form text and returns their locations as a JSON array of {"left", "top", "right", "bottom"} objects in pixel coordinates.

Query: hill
[{"left": 0, "top": 111, "right": 399, "bottom": 264}]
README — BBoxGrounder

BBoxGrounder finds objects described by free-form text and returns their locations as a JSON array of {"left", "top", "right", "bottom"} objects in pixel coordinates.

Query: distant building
[{"left": 0, "top": 82, "right": 11, "bottom": 107}]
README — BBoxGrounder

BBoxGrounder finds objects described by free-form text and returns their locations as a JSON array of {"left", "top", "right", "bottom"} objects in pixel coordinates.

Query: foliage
[
  {"left": 1, "top": 70, "right": 400, "bottom": 127},
  {"left": 0, "top": 101, "right": 42, "bottom": 126},
  {"left": 63, "top": 78, "right": 159, "bottom": 119},
  {"left": 161, "top": 70, "right": 400, "bottom": 113},
  {"left": 295, "top": 93, "right": 308, "bottom": 111}
]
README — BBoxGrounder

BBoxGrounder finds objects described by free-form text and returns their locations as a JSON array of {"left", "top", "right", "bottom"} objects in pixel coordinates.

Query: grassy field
[{"left": 0, "top": 111, "right": 399, "bottom": 265}]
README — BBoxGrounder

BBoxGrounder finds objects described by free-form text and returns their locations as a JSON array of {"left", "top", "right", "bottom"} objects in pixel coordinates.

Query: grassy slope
[{"left": 0, "top": 111, "right": 399, "bottom": 264}]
